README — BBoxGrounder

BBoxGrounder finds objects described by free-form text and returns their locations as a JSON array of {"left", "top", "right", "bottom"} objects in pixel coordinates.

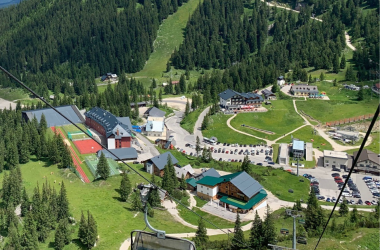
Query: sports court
[
  {"left": 73, "top": 139, "right": 102, "bottom": 154},
  {"left": 85, "top": 155, "right": 120, "bottom": 178}
]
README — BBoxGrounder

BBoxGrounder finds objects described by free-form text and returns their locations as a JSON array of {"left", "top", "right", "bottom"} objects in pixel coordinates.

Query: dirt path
[
  {"left": 187, "top": 191, "right": 197, "bottom": 209},
  {"left": 345, "top": 31, "right": 357, "bottom": 51}
]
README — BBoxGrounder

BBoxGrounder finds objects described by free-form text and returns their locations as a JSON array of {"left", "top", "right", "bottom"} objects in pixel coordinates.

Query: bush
[
  {"left": 194, "top": 161, "right": 200, "bottom": 166},
  {"left": 172, "top": 189, "right": 183, "bottom": 200}
]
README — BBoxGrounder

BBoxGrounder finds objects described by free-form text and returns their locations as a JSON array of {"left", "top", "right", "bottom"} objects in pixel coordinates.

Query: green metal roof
[
  {"left": 196, "top": 176, "right": 223, "bottom": 186},
  {"left": 218, "top": 172, "right": 242, "bottom": 182},
  {"left": 219, "top": 189, "right": 267, "bottom": 209},
  {"left": 186, "top": 178, "right": 197, "bottom": 188}
]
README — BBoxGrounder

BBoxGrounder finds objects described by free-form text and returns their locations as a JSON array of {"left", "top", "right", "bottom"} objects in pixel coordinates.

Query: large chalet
[
  {"left": 143, "top": 152, "right": 179, "bottom": 177},
  {"left": 196, "top": 171, "right": 267, "bottom": 213},
  {"left": 218, "top": 89, "right": 263, "bottom": 111},
  {"left": 85, "top": 107, "right": 133, "bottom": 149}
]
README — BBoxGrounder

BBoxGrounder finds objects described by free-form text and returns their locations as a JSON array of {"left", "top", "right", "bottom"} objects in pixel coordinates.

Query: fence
[
  {"left": 325, "top": 113, "right": 379, "bottom": 127},
  {"left": 68, "top": 129, "right": 93, "bottom": 141}
]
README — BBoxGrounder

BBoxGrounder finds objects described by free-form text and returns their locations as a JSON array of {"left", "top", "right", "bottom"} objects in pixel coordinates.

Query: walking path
[{"left": 345, "top": 31, "right": 357, "bottom": 51}]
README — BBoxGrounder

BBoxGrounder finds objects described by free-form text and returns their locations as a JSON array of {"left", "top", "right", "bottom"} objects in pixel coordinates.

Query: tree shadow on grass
[
  {"left": 113, "top": 196, "right": 125, "bottom": 202},
  {"left": 72, "top": 238, "right": 88, "bottom": 250}
]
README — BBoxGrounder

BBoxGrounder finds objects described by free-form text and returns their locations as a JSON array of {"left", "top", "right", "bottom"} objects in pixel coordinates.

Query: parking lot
[
  {"left": 301, "top": 168, "right": 379, "bottom": 205},
  {"left": 180, "top": 142, "right": 278, "bottom": 167}
]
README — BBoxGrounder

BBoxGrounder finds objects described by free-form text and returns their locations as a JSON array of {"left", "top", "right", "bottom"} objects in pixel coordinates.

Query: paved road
[{"left": 193, "top": 106, "right": 210, "bottom": 141}]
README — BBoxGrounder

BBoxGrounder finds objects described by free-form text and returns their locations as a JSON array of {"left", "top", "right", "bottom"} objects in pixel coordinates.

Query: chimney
[{"left": 117, "top": 128, "right": 119, "bottom": 136}]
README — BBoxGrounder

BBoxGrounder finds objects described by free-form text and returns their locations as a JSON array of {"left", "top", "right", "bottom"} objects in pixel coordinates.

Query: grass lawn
[
  {"left": 194, "top": 196, "right": 208, "bottom": 207},
  {"left": 0, "top": 157, "right": 194, "bottom": 250},
  {"left": 132, "top": 0, "right": 201, "bottom": 80},
  {"left": 177, "top": 206, "right": 250, "bottom": 229},
  {"left": 0, "top": 87, "right": 28, "bottom": 100},
  {"left": 272, "top": 144, "right": 279, "bottom": 163},
  {"left": 203, "top": 113, "right": 265, "bottom": 145},
  {"left": 276, "top": 125, "right": 333, "bottom": 151},
  {"left": 289, "top": 157, "right": 316, "bottom": 169},
  {"left": 346, "top": 132, "right": 380, "bottom": 155},
  {"left": 229, "top": 100, "right": 305, "bottom": 140},
  {"left": 250, "top": 166, "right": 310, "bottom": 202},
  {"left": 180, "top": 107, "right": 204, "bottom": 133}
]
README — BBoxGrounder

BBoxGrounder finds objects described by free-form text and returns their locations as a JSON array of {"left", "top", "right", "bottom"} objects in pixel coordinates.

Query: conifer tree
[
  {"left": 39, "top": 113, "right": 48, "bottom": 134},
  {"left": 333, "top": 54, "right": 340, "bottom": 73},
  {"left": 319, "top": 72, "right": 325, "bottom": 81},
  {"left": 86, "top": 211, "right": 97, "bottom": 249},
  {"left": 263, "top": 205, "right": 276, "bottom": 247},
  {"left": 131, "top": 190, "right": 143, "bottom": 212},
  {"left": 180, "top": 174, "right": 187, "bottom": 190},
  {"left": 305, "top": 190, "right": 325, "bottom": 235},
  {"left": 241, "top": 155, "right": 250, "bottom": 173},
  {"left": 195, "top": 136, "right": 201, "bottom": 156},
  {"left": 78, "top": 212, "right": 87, "bottom": 246},
  {"left": 271, "top": 83, "right": 279, "bottom": 93},
  {"left": 6, "top": 204, "right": 18, "bottom": 233},
  {"left": 250, "top": 211, "right": 264, "bottom": 249},
  {"left": 201, "top": 114, "right": 209, "bottom": 130},
  {"left": 350, "top": 207, "right": 358, "bottom": 223},
  {"left": 49, "top": 137, "right": 60, "bottom": 164},
  {"left": 6, "top": 222, "right": 21, "bottom": 250},
  {"left": 60, "top": 145, "right": 73, "bottom": 169},
  {"left": 231, "top": 213, "right": 245, "bottom": 250},
  {"left": 179, "top": 74, "right": 186, "bottom": 94},
  {"left": 96, "top": 152, "right": 110, "bottom": 180},
  {"left": 57, "top": 182, "right": 70, "bottom": 221},
  {"left": 21, "top": 187, "right": 30, "bottom": 217},
  {"left": 40, "top": 133, "right": 49, "bottom": 158},
  {"left": 7, "top": 141, "right": 19, "bottom": 169},
  {"left": 148, "top": 187, "right": 161, "bottom": 208},
  {"left": 193, "top": 219, "right": 208, "bottom": 250},
  {"left": 185, "top": 99, "right": 190, "bottom": 116},
  {"left": 20, "top": 211, "right": 39, "bottom": 250},
  {"left": 340, "top": 54, "right": 346, "bottom": 69},
  {"left": 119, "top": 172, "right": 132, "bottom": 202},
  {"left": 161, "top": 164, "right": 174, "bottom": 193},
  {"left": 339, "top": 198, "right": 349, "bottom": 216},
  {"left": 0, "top": 141, "right": 5, "bottom": 173}
]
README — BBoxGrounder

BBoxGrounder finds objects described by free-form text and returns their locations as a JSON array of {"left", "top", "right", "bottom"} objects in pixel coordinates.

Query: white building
[
  {"left": 278, "top": 143, "right": 289, "bottom": 165},
  {"left": 196, "top": 177, "right": 220, "bottom": 200},
  {"left": 145, "top": 117, "right": 165, "bottom": 137},
  {"left": 323, "top": 150, "right": 349, "bottom": 170},
  {"left": 277, "top": 76, "right": 285, "bottom": 86}
]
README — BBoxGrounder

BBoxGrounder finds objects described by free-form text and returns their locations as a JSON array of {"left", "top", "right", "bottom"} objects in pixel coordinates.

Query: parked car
[
  {"left": 353, "top": 193, "right": 361, "bottom": 198},
  {"left": 218, "top": 158, "right": 222, "bottom": 161},
  {"left": 326, "top": 198, "right": 331, "bottom": 202},
  {"left": 257, "top": 163, "right": 263, "bottom": 166},
  {"left": 332, "top": 168, "right": 341, "bottom": 172},
  {"left": 365, "top": 201, "right": 371, "bottom": 206},
  {"left": 342, "top": 174, "right": 348, "bottom": 178},
  {"left": 371, "top": 200, "right": 378, "bottom": 205},
  {"left": 363, "top": 176, "right": 372, "bottom": 180},
  {"left": 268, "top": 162, "right": 275, "bottom": 165},
  {"left": 239, "top": 159, "right": 242, "bottom": 162},
  {"left": 357, "top": 199, "right": 363, "bottom": 205},
  {"left": 317, "top": 195, "right": 325, "bottom": 200},
  {"left": 190, "top": 152, "right": 193, "bottom": 156},
  {"left": 133, "top": 161, "right": 140, "bottom": 164},
  {"left": 332, "top": 197, "right": 337, "bottom": 203},
  {"left": 226, "top": 151, "right": 229, "bottom": 154}
]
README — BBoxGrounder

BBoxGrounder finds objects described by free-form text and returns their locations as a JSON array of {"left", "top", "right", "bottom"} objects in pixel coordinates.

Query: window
[
  {"left": 333, "top": 161, "right": 336, "bottom": 163},
  {"left": 207, "top": 188, "right": 209, "bottom": 190},
  {"left": 325, "top": 160, "right": 329, "bottom": 163}
]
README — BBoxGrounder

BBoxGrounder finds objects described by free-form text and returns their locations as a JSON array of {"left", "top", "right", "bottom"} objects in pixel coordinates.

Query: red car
[
  {"left": 336, "top": 180, "right": 344, "bottom": 184},
  {"left": 365, "top": 201, "right": 371, "bottom": 205},
  {"left": 226, "top": 151, "right": 229, "bottom": 154},
  {"left": 334, "top": 176, "right": 342, "bottom": 180}
]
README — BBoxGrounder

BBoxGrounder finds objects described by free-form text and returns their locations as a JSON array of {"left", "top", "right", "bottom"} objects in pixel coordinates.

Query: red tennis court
[{"left": 73, "top": 139, "right": 102, "bottom": 154}]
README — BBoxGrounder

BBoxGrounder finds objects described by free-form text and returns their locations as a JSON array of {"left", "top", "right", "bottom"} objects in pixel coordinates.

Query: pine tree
[
  {"left": 339, "top": 198, "right": 349, "bottom": 216},
  {"left": 231, "top": 213, "right": 245, "bottom": 250},
  {"left": 350, "top": 207, "right": 358, "bottom": 223},
  {"left": 193, "top": 219, "right": 208, "bottom": 250},
  {"left": 333, "top": 54, "right": 340, "bottom": 73},
  {"left": 305, "top": 190, "right": 325, "bottom": 236},
  {"left": 49, "top": 137, "right": 60, "bottom": 164},
  {"left": 148, "top": 187, "right": 161, "bottom": 208},
  {"left": 21, "top": 187, "right": 30, "bottom": 217},
  {"left": 0, "top": 141, "right": 5, "bottom": 173},
  {"left": 96, "top": 152, "right": 110, "bottom": 180},
  {"left": 179, "top": 74, "right": 186, "bottom": 94},
  {"left": 180, "top": 174, "right": 187, "bottom": 190},
  {"left": 357, "top": 88, "right": 365, "bottom": 101},
  {"left": 185, "top": 99, "right": 190, "bottom": 116},
  {"left": 250, "top": 211, "right": 264, "bottom": 249},
  {"left": 201, "top": 114, "right": 209, "bottom": 130},
  {"left": 7, "top": 141, "right": 19, "bottom": 169},
  {"left": 195, "top": 136, "right": 201, "bottom": 156},
  {"left": 241, "top": 155, "right": 250, "bottom": 173},
  {"left": 161, "top": 164, "right": 174, "bottom": 193},
  {"left": 39, "top": 113, "right": 48, "bottom": 134},
  {"left": 57, "top": 182, "right": 70, "bottom": 221},
  {"left": 6, "top": 204, "right": 18, "bottom": 233},
  {"left": 319, "top": 72, "right": 325, "bottom": 81},
  {"left": 86, "top": 211, "right": 97, "bottom": 249},
  {"left": 340, "top": 54, "right": 346, "bottom": 69},
  {"left": 78, "top": 212, "right": 87, "bottom": 246},
  {"left": 345, "top": 66, "right": 355, "bottom": 81},
  {"left": 263, "top": 205, "right": 276, "bottom": 246},
  {"left": 119, "top": 172, "right": 131, "bottom": 202},
  {"left": 131, "top": 190, "right": 143, "bottom": 212},
  {"left": 60, "top": 145, "right": 73, "bottom": 169},
  {"left": 271, "top": 84, "right": 279, "bottom": 93},
  {"left": 6, "top": 222, "right": 21, "bottom": 250},
  {"left": 20, "top": 212, "right": 39, "bottom": 250}
]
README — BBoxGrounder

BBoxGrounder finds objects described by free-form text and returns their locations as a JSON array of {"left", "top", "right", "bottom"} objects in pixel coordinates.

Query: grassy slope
[
  {"left": 180, "top": 107, "right": 203, "bottom": 134},
  {"left": 132, "top": 0, "right": 201, "bottom": 79},
  {"left": 202, "top": 113, "right": 265, "bottom": 145},
  {"left": 0, "top": 87, "right": 28, "bottom": 101},
  {"left": 277, "top": 126, "right": 333, "bottom": 151},
  {"left": 229, "top": 100, "right": 305, "bottom": 140},
  {"left": 250, "top": 166, "right": 310, "bottom": 202},
  {"left": 2, "top": 157, "right": 194, "bottom": 250}
]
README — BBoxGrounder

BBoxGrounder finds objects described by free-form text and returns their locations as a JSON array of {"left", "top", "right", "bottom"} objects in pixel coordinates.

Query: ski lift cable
[
  {"left": 313, "top": 104, "right": 379, "bottom": 250},
  {"left": 0, "top": 66, "right": 253, "bottom": 249}
]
